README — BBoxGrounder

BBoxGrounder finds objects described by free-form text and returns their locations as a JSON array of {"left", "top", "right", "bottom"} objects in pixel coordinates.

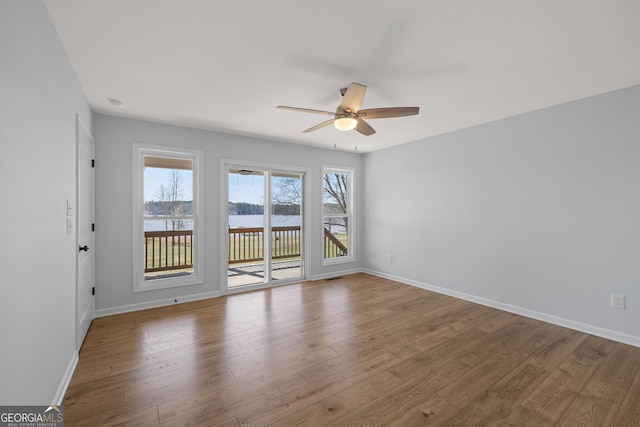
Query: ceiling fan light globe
[{"left": 334, "top": 117, "right": 357, "bottom": 131}]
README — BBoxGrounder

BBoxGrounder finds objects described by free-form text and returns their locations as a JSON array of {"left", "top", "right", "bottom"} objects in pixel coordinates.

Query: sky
[
  {"left": 144, "top": 168, "right": 265, "bottom": 204},
  {"left": 228, "top": 173, "right": 265, "bottom": 204},
  {"left": 144, "top": 168, "right": 193, "bottom": 201}
]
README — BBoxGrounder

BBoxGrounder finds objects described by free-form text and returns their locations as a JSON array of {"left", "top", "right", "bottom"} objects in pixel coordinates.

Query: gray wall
[
  {"left": 0, "top": 2, "right": 92, "bottom": 404},
  {"left": 363, "top": 85, "right": 640, "bottom": 344},
  {"left": 93, "top": 114, "right": 362, "bottom": 313}
]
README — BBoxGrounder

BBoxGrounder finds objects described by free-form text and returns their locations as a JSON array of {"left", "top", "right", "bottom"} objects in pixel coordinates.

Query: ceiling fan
[{"left": 277, "top": 82, "right": 419, "bottom": 136}]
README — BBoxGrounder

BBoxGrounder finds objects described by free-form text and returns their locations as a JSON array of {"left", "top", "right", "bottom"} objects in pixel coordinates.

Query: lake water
[
  {"left": 230, "top": 215, "right": 300, "bottom": 228},
  {"left": 144, "top": 215, "right": 300, "bottom": 231}
]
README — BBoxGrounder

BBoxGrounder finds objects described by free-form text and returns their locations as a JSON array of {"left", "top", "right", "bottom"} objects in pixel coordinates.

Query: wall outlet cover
[{"left": 611, "top": 294, "right": 625, "bottom": 309}]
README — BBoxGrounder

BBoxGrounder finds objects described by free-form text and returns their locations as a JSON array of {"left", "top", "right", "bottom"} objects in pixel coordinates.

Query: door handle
[{"left": 79, "top": 245, "right": 89, "bottom": 252}]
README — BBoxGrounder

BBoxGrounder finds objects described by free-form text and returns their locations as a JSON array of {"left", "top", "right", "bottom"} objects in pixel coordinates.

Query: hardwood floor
[{"left": 64, "top": 273, "right": 640, "bottom": 426}]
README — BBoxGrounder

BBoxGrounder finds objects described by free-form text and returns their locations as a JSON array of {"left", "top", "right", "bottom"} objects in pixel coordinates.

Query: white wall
[
  {"left": 93, "top": 114, "right": 362, "bottom": 313},
  {"left": 363, "top": 85, "right": 640, "bottom": 345},
  {"left": 0, "top": 1, "right": 92, "bottom": 404}
]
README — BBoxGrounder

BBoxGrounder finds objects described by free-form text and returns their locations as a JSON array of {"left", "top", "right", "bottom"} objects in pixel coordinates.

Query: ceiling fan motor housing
[{"left": 335, "top": 107, "right": 356, "bottom": 119}]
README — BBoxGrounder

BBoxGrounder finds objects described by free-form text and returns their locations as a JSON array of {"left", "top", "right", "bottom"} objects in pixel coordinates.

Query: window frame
[
  {"left": 321, "top": 166, "right": 355, "bottom": 265},
  {"left": 132, "top": 143, "right": 204, "bottom": 292}
]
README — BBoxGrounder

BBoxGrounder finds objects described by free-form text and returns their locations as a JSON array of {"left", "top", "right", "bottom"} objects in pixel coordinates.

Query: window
[
  {"left": 322, "top": 167, "right": 353, "bottom": 264},
  {"left": 133, "top": 144, "right": 203, "bottom": 291}
]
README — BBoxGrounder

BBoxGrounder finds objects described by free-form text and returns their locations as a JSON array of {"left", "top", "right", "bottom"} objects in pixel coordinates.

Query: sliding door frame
[{"left": 220, "top": 159, "right": 311, "bottom": 294}]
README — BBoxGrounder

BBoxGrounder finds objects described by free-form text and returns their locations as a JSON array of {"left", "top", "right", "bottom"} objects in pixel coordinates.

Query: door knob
[{"left": 79, "top": 245, "right": 89, "bottom": 252}]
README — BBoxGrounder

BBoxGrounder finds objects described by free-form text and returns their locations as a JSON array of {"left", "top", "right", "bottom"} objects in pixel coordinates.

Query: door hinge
[
  {"left": 91, "top": 159, "right": 95, "bottom": 167},
  {"left": 91, "top": 223, "right": 95, "bottom": 232},
  {"left": 91, "top": 287, "right": 95, "bottom": 296}
]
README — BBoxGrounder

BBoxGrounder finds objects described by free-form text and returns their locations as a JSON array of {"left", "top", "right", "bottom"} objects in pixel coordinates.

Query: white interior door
[{"left": 76, "top": 115, "right": 95, "bottom": 349}]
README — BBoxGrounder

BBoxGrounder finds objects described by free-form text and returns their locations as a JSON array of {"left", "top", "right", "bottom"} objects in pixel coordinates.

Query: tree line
[
  {"left": 145, "top": 201, "right": 301, "bottom": 216},
  {"left": 229, "top": 202, "right": 300, "bottom": 215},
  {"left": 146, "top": 200, "right": 192, "bottom": 215}
]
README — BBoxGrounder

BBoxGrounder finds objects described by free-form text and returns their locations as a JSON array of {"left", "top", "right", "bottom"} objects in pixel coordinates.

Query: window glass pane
[
  {"left": 323, "top": 168, "right": 351, "bottom": 261},
  {"left": 323, "top": 218, "right": 348, "bottom": 259},
  {"left": 323, "top": 172, "right": 348, "bottom": 214},
  {"left": 227, "top": 170, "right": 265, "bottom": 287},
  {"left": 143, "top": 220, "right": 193, "bottom": 279},
  {"left": 144, "top": 166, "right": 193, "bottom": 221},
  {"left": 143, "top": 161, "right": 194, "bottom": 280},
  {"left": 271, "top": 173, "right": 303, "bottom": 281}
]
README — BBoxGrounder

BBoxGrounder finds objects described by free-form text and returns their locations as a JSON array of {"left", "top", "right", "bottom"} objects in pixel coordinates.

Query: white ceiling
[{"left": 44, "top": 0, "right": 640, "bottom": 153}]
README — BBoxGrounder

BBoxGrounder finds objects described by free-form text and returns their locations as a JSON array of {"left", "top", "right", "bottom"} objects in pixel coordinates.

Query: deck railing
[
  {"left": 144, "top": 230, "right": 193, "bottom": 273},
  {"left": 228, "top": 226, "right": 347, "bottom": 264},
  {"left": 229, "top": 226, "right": 302, "bottom": 264},
  {"left": 144, "top": 226, "right": 347, "bottom": 272},
  {"left": 324, "top": 228, "right": 348, "bottom": 258}
]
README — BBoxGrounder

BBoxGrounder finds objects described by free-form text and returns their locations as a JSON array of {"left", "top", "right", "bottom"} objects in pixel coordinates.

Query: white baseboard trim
[
  {"left": 364, "top": 269, "right": 640, "bottom": 348},
  {"left": 308, "top": 268, "right": 363, "bottom": 282},
  {"left": 78, "top": 301, "right": 93, "bottom": 347},
  {"left": 95, "top": 269, "right": 363, "bottom": 318},
  {"left": 53, "top": 350, "right": 78, "bottom": 405},
  {"left": 95, "top": 290, "right": 222, "bottom": 318}
]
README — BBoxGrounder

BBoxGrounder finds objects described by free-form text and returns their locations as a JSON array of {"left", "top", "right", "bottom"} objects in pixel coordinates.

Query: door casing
[{"left": 76, "top": 114, "right": 95, "bottom": 350}]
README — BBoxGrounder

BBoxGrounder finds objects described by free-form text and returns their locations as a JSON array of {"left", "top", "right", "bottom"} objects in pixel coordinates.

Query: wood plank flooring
[{"left": 63, "top": 273, "right": 640, "bottom": 426}]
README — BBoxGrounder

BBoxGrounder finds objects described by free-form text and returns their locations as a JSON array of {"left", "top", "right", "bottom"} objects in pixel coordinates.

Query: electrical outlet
[
  {"left": 611, "top": 294, "right": 625, "bottom": 309},
  {"left": 387, "top": 254, "right": 393, "bottom": 263}
]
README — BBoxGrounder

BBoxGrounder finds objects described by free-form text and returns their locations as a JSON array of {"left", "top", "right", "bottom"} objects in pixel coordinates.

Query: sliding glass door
[{"left": 226, "top": 166, "right": 304, "bottom": 290}]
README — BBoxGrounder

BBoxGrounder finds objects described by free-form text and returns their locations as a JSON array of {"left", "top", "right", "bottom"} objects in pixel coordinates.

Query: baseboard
[
  {"left": 95, "top": 290, "right": 222, "bottom": 318},
  {"left": 53, "top": 350, "right": 78, "bottom": 405},
  {"left": 95, "top": 269, "right": 364, "bottom": 318},
  {"left": 78, "top": 301, "right": 93, "bottom": 347},
  {"left": 364, "top": 269, "right": 640, "bottom": 348},
  {"left": 308, "top": 268, "right": 364, "bottom": 282}
]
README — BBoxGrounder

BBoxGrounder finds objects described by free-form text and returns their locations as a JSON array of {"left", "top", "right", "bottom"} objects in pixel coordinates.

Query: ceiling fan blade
[
  {"left": 277, "top": 106, "right": 335, "bottom": 116},
  {"left": 355, "top": 119, "right": 376, "bottom": 136},
  {"left": 303, "top": 119, "right": 335, "bottom": 133},
  {"left": 357, "top": 107, "right": 419, "bottom": 119},
  {"left": 340, "top": 83, "right": 367, "bottom": 113}
]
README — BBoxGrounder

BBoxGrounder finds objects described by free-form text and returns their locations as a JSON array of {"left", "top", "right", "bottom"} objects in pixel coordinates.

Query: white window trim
[
  {"left": 321, "top": 166, "right": 355, "bottom": 265},
  {"left": 132, "top": 143, "right": 204, "bottom": 292}
]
